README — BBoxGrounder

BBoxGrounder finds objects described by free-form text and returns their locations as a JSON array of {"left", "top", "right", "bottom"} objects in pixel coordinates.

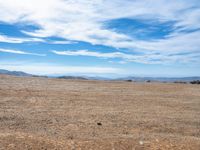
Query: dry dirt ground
[{"left": 0, "top": 75, "right": 200, "bottom": 150}]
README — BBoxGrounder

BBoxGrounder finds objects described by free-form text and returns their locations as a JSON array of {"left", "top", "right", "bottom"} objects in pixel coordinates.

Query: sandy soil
[{"left": 0, "top": 75, "right": 200, "bottom": 149}]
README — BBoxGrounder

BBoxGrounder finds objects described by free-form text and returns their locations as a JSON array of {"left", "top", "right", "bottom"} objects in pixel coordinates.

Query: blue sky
[{"left": 0, "top": 0, "right": 200, "bottom": 77}]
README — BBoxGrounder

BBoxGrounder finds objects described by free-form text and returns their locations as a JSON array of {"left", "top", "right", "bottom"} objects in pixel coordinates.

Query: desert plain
[{"left": 0, "top": 75, "right": 200, "bottom": 149}]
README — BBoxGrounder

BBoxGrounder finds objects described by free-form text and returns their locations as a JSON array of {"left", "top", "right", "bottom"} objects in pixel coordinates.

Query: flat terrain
[{"left": 0, "top": 75, "right": 200, "bottom": 150}]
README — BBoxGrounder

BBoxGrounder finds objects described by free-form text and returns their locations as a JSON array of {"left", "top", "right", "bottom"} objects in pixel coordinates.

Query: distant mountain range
[
  {"left": 0, "top": 69, "right": 200, "bottom": 82},
  {"left": 0, "top": 69, "right": 33, "bottom": 77}
]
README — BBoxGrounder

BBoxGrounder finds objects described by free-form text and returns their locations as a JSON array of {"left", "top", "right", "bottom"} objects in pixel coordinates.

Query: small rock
[
  {"left": 97, "top": 122, "right": 102, "bottom": 126},
  {"left": 139, "top": 141, "right": 144, "bottom": 145}
]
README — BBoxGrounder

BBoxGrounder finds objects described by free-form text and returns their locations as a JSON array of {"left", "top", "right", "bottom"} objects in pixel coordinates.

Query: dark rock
[{"left": 97, "top": 122, "right": 102, "bottom": 126}]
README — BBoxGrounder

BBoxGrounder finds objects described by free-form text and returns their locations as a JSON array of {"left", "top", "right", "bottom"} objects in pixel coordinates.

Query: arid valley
[{"left": 0, "top": 75, "right": 199, "bottom": 149}]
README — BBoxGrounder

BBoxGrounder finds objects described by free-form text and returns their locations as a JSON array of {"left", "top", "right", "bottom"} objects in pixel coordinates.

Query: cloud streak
[
  {"left": 52, "top": 50, "right": 132, "bottom": 59},
  {"left": 0, "top": 48, "right": 46, "bottom": 56},
  {"left": 52, "top": 49, "right": 200, "bottom": 64},
  {"left": 0, "top": 34, "right": 45, "bottom": 43}
]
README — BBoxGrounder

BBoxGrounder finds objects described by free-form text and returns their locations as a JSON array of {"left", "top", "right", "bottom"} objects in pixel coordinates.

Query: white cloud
[
  {"left": 0, "top": 0, "right": 200, "bottom": 63},
  {"left": 0, "top": 48, "right": 46, "bottom": 56},
  {"left": 52, "top": 49, "right": 200, "bottom": 64},
  {"left": 52, "top": 50, "right": 133, "bottom": 58},
  {"left": 48, "top": 40, "right": 76, "bottom": 45},
  {"left": 0, "top": 34, "right": 45, "bottom": 43},
  {"left": 0, "top": 34, "right": 76, "bottom": 45}
]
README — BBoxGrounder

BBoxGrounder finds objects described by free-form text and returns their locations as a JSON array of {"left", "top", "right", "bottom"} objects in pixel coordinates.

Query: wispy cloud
[
  {"left": 52, "top": 49, "right": 200, "bottom": 64},
  {"left": 0, "top": 34, "right": 44, "bottom": 43},
  {"left": 48, "top": 40, "right": 76, "bottom": 45},
  {"left": 52, "top": 50, "right": 133, "bottom": 59},
  {"left": 0, "top": 0, "right": 199, "bottom": 46},
  {"left": 0, "top": 0, "right": 200, "bottom": 64},
  {"left": 0, "top": 48, "right": 46, "bottom": 56}
]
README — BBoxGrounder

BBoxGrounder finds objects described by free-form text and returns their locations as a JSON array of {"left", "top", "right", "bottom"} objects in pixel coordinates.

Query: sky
[{"left": 0, "top": 0, "right": 200, "bottom": 77}]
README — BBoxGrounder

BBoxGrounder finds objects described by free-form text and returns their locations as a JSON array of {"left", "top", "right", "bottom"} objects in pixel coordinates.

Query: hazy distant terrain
[
  {"left": 0, "top": 75, "right": 200, "bottom": 149},
  {"left": 1, "top": 69, "right": 200, "bottom": 82},
  {"left": 0, "top": 69, "right": 33, "bottom": 77}
]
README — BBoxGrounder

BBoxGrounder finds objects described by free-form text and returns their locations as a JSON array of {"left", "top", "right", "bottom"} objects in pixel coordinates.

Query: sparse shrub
[
  {"left": 126, "top": 80, "right": 132, "bottom": 82},
  {"left": 190, "top": 80, "right": 200, "bottom": 84},
  {"left": 174, "top": 81, "right": 187, "bottom": 84}
]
